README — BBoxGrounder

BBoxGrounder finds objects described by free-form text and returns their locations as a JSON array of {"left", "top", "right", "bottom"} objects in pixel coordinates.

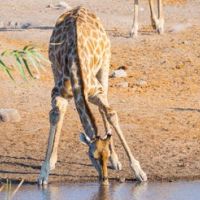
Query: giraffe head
[{"left": 80, "top": 132, "right": 112, "bottom": 185}]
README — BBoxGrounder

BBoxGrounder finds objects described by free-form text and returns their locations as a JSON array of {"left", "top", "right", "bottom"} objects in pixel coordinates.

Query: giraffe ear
[
  {"left": 101, "top": 132, "right": 112, "bottom": 141},
  {"left": 80, "top": 132, "right": 91, "bottom": 146}
]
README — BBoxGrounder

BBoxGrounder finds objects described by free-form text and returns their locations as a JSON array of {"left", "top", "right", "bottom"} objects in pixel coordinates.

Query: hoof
[
  {"left": 156, "top": 19, "right": 164, "bottom": 35},
  {"left": 130, "top": 31, "right": 138, "bottom": 38},
  {"left": 131, "top": 161, "right": 147, "bottom": 182},
  {"left": 135, "top": 170, "right": 147, "bottom": 182},
  {"left": 111, "top": 161, "right": 122, "bottom": 171},
  {"left": 38, "top": 176, "right": 48, "bottom": 186},
  {"left": 130, "top": 24, "right": 138, "bottom": 38},
  {"left": 38, "top": 162, "right": 50, "bottom": 185},
  {"left": 110, "top": 154, "right": 122, "bottom": 170},
  {"left": 157, "top": 27, "right": 164, "bottom": 35}
]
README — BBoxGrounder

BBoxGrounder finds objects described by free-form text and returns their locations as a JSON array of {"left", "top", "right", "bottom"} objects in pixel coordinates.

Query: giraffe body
[
  {"left": 49, "top": 7, "right": 110, "bottom": 139},
  {"left": 38, "top": 6, "right": 147, "bottom": 185}
]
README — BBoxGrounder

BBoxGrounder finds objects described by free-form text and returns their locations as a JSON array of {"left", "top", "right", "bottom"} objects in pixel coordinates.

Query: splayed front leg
[
  {"left": 38, "top": 123, "right": 57, "bottom": 185},
  {"left": 108, "top": 111, "right": 147, "bottom": 182},
  {"left": 89, "top": 93, "right": 147, "bottom": 182},
  {"left": 38, "top": 96, "right": 68, "bottom": 185}
]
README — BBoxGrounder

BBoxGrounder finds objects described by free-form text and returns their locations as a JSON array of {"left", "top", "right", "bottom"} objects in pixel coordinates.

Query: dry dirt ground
[{"left": 0, "top": 0, "right": 200, "bottom": 183}]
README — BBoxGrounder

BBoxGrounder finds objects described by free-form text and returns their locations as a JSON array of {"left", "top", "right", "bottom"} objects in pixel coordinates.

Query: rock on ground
[
  {"left": 110, "top": 69, "right": 127, "bottom": 78},
  {"left": 0, "top": 109, "right": 21, "bottom": 123}
]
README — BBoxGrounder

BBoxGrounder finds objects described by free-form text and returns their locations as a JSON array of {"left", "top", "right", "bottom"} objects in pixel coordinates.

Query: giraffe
[
  {"left": 130, "top": 0, "right": 164, "bottom": 37},
  {"left": 38, "top": 6, "right": 147, "bottom": 185}
]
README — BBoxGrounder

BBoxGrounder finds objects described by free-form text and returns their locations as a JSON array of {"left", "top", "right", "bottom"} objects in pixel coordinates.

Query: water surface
[{"left": 1, "top": 181, "right": 200, "bottom": 200}]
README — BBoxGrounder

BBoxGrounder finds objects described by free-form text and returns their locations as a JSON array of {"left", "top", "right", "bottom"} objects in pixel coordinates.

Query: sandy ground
[{"left": 0, "top": 0, "right": 200, "bottom": 183}]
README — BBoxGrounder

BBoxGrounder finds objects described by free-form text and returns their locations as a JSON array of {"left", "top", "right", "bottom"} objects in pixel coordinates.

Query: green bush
[{"left": 0, "top": 45, "right": 49, "bottom": 80}]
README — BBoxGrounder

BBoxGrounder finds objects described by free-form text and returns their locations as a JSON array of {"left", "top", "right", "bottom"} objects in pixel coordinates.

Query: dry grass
[
  {"left": 1, "top": 179, "right": 24, "bottom": 200},
  {"left": 165, "top": 0, "right": 187, "bottom": 5}
]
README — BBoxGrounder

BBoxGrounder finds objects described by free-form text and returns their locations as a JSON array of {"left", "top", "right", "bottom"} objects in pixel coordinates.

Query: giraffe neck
[
  {"left": 71, "top": 62, "right": 98, "bottom": 139},
  {"left": 70, "top": 41, "right": 98, "bottom": 139}
]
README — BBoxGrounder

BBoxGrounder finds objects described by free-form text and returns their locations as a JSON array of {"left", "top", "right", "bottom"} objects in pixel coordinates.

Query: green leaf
[
  {"left": 0, "top": 59, "right": 14, "bottom": 80},
  {"left": 14, "top": 53, "right": 27, "bottom": 80},
  {"left": 1, "top": 50, "right": 10, "bottom": 56},
  {"left": 22, "top": 58, "right": 34, "bottom": 78},
  {"left": 33, "top": 51, "right": 50, "bottom": 63},
  {"left": 26, "top": 51, "right": 40, "bottom": 76},
  {"left": 0, "top": 46, "right": 49, "bottom": 80}
]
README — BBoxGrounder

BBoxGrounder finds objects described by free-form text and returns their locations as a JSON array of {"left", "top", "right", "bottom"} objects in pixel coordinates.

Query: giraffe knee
[
  {"left": 51, "top": 96, "right": 68, "bottom": 120},
  {"left": 55, "top": 96, "right": 68, "bottom": 109},
  {"left": 106, "top": 108, "right": 119, "bottom": 124},
  {"left": 49, "top": 107, "right": 60, "bottom": 125}
]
